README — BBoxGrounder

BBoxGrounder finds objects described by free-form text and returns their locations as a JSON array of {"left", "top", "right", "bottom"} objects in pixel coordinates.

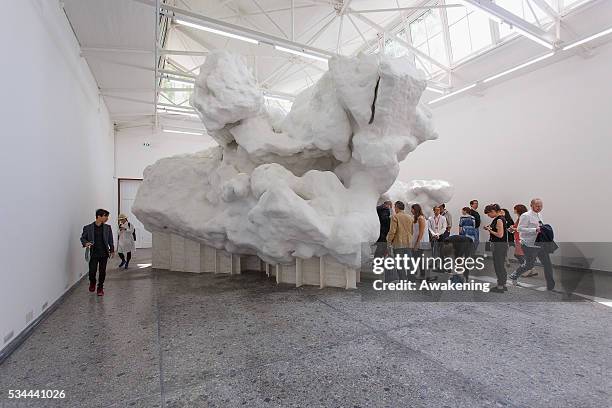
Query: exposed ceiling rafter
[
  {"left": 530, "top": 0, "right": 560, "bottom": 21},
  {"left": 350, "top": 10, "right": 451, "bottom": 72},
  {"left": 217, "top": 4, "right": 320, "bottom": 20},
  {"left": 459, "top": 0, "right": 556, "bottom": 48},
  {"left": 348, "top": 4, "right": 462, "bottom": 14}
]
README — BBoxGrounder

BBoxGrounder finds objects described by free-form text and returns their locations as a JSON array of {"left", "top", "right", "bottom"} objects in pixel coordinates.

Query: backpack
[
  {"left": 450, "top": 274, "right": 464, "bottom": 284},
  {"left": 462, "top": 226, "right": 478, "bottom": 242},
  {"left": 459, "top": 216, "right": 477, "bottom": 242}
]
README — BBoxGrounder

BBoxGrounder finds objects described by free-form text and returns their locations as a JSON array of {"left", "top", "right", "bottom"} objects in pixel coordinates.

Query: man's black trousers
[{"left": 88, "top": 255, "right": 108, "bottom": 288}]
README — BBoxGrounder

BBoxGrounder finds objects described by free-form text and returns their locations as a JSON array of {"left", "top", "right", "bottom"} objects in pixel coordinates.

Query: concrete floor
[{"left": 0, "top": 249, "right": 611, "bottom": 408}]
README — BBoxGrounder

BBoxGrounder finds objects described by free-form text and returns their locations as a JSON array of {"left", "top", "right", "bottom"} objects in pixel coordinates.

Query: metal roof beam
[
  {"left": 529, "top": 0, "right": 560, "bottom": 21},
  {"left": 350, "top": 10, "right": 451, "bottom": 72},
  {"left": 217, "top": 4, "right": 319, "bottom": 20},
  {"left": 348, "top": 4, "right": 462, "bottom": 14},
  {"left": 459, "top": 0, "right": 556, "bottom": 48}
]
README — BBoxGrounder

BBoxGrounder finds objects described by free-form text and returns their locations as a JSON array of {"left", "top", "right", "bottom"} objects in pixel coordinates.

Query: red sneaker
[
  {"left": 97, "top": 288, "right": 104, "bottom": 297},
  {"left": 89, "top": 283, "right": 96, "bottom": 292}
]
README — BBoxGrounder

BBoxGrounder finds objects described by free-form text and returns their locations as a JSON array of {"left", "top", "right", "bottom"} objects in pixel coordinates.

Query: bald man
[{"left": 511, "top": 198, "right": 555, "bottom": 290}]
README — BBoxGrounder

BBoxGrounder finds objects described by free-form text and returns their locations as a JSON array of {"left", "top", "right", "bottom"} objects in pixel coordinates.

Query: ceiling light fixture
[
  {"left": 483, "top": 52, "right": 555, "bottom": 83},
  {"left": 264, "top": 95, "right": 294, "bottom": 102},
  {"left": 562, "top": 26, "right": 612, "bottom": 50},
  {"left": 175, "top": 18, "right": 259, "bottom": 44},
  {"left": 160, "top": 75, "right": 195, "bottom": 85},
  {"left": 263, "top": 91, "right": 295, "bottom": 102},
  {"left": 425, "top": 86, "right": 445, "bottom": 94},
  {"left": 157, "top": 104, "right": 195, "bottom": 112},
  {"left": 157, "top": 109, "right": 199, "bottom": 118},
  {"left": 163, "top": 128, "right": 204, "bottom": 135},
  {"left": 274, "top": 45, "right": 329, "bottom": 62},
  {"left": 428, "top": 83, "right": 477, "bottom": 104}
]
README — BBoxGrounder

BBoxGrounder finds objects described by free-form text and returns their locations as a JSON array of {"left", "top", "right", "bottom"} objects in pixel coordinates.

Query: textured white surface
[
  {"left": 381, "top": 179, "right": 454, "bottom": 216},
  {"left": 134, "top": 50, "right": 444, "bottom": 268}
]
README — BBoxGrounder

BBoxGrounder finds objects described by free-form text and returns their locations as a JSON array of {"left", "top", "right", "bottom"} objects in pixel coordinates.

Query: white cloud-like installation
[
  {"left": 381, "top": 180, "right": 454, "bottom": 217},
  {"left": 133, "top": 50, "right": 449, "bottom": 269}
]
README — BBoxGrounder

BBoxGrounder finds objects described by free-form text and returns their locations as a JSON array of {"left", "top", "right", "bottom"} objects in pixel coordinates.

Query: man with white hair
[{"left": 511, "top": 198, "right": 555, "bottom": 290}]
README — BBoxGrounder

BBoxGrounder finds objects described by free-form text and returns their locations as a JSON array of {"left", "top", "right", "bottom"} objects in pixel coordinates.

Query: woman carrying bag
[{"left": 117, "top": 214, "right": 136, "bottom": 269}]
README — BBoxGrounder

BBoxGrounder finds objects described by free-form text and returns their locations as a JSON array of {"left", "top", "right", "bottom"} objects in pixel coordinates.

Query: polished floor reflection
[{"left": 0, "top": 249, "right": 610, "bottom": 407}]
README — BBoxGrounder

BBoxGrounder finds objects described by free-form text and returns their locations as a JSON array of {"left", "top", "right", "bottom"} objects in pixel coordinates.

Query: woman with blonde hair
[
  {"left": 411, "top": 203, "right": 432, "bottom": 281},
  {"left": 117, "top": 214, "right": 136, "bottom": 269}
]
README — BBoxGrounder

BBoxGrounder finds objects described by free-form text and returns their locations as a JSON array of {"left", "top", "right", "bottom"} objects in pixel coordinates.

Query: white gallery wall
[
  {"left": 115, "top": 126, "right": 215, "bottom": 179},
  {"left": 0, "top": 0, "right": 115, "bottom": 353},
  {"left": 399, "top": 40, "right": 612, "bottom": 270}
]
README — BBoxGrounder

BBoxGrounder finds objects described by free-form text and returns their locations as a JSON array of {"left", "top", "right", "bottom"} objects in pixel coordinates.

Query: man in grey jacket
[{"left": 80, "top": 209, "right": 114, "bottom": 296}]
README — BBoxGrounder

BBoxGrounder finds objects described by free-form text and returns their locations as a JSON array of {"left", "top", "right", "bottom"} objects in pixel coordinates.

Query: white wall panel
[{"left": 0, "top": 0, "right": 115, "bottom": 352}]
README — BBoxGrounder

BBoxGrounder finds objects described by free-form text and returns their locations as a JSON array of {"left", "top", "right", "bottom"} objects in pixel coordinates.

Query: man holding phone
[{"left": 80, "top": 209, "right": 114, "bottom": 296}]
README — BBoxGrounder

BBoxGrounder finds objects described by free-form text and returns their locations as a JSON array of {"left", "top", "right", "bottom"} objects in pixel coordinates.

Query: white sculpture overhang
[{"left": 133, "top": 50, "right": 452, "bottom": 272}]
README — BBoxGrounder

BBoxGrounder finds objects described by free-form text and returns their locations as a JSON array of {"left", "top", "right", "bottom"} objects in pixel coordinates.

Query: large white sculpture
[{"left": 133, "top": 50, "right": 450, "bottom": 278}]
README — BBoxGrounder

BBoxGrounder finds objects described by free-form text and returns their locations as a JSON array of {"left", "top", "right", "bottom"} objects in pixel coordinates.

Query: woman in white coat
[{"left": 117, "top": 214, "right": 136, "bottom": 269}]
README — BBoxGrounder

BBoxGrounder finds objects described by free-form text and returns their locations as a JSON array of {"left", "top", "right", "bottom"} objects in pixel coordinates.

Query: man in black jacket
[
  {"left": 374, "top": 201, "right": 392, "bottom": 258},
  {"left": 80, "top": 209, "right": 114, "bottom": 296},
  {"left": 468, "top": 199, "right": 481, "bottom": 228}
]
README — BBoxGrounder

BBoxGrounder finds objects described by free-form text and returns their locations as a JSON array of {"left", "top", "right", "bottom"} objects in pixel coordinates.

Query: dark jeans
[
  {"left": 394, "top": 248, "right": 412, "bottom": 280},
  {"left": 431, "top": 237, "right": 442, "bottom": 259},
  {"left": 373, "top": 242, "right": 387, "bottom": 259},
  {"left": 491, "top": 242, "right": 508, "bottom": 287},
  {"left": 118, "top": 252, "right": 132, "bottom": 264},
  {"left": 89, "top": 255, "right": 108, "bottom": 288},
  {"left": 412, "top": 248, "right": 431, "bottom": 279},
  {"left": 513, "top": 246, "right": 555, "bottom": 290}
]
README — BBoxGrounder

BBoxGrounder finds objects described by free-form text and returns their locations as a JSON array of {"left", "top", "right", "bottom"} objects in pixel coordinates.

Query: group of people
[
  {"left": 376, "top": 197, "right": 556, "bottom": 293},
  {"left": 375, "top": 201, "right": 437, "bottom": 281},
  {"left": 79, "top": 209, "right": 137, "bottom": 296}
]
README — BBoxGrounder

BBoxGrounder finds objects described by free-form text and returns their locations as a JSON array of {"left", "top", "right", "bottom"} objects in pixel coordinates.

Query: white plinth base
[
  {"left": 274, "top": 256, "right": 358, "bottom": 289},
  {"left": 151, "top": 233, "right": 357, "bottom": 288}
]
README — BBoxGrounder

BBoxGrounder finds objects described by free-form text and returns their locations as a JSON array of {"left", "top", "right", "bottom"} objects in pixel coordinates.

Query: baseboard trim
[{"left": 0, "top": 272, "right": 88, "bottom": 365}]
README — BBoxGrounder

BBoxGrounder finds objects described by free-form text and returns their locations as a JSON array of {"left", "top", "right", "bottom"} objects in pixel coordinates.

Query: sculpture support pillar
[
  {"left": 152, "top": 231, "right": 170, "bottom": 270},
  {"left": 215, "top": 249, "right": 232, "bottom": 274},
  {"left": 184, "top": 239, "right": 201, "bottom": 273},
  {"left": 295, "top": 259, "right": 303, "bottom": 288},
  {"left": 231, "top": 254, "right": 242, "bottom": 275},
  {"left": 200, "top": 244, "right": 216, "bottom": 273},
  {"left": 319, "top": 256, "right": 326, "bottom": 289}
]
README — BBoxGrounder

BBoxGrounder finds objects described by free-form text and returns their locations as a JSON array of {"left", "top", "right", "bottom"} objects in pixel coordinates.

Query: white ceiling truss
[{"left": 62, "top": 0, "right": 612, "bottom": 125}]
